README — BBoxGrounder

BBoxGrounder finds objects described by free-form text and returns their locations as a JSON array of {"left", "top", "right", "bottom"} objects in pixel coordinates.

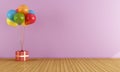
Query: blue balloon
[
  {"left": 29, "top": 10, "right": 35, "bottom": 14},
  {"left": 7, "top": 10, "right": 16, "bottom": 21}
]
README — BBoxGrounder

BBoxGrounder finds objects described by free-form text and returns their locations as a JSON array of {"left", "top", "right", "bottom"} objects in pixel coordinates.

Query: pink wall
[{"left": 0, "top": 0, "right": 120, "bottom": 58}]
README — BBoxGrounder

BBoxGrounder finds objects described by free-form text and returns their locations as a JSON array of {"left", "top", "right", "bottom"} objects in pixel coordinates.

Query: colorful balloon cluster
[{"left": 6, "top": 4, "right": 36, "bottom": 27}]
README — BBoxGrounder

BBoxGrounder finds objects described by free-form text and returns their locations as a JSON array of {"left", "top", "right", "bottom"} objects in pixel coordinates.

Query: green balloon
[{"left": 13, "top": 13, "right": 25, "bottom": 24}]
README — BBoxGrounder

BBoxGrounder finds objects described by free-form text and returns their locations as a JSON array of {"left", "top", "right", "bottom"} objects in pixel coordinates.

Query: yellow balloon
[
  {"left": 18, "top": 4, "right": 29, "bottom": 14},
  {"left": 6, "top": 18, "right": 18, "bottom": 27},
  {"left": 22, "top": 22, "right": 27, "bottom": 27}
]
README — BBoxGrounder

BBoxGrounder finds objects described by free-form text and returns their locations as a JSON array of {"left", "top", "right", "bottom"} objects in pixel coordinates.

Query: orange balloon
[{"left": 18, "top": 4, "right": 29, "bottom": 14}]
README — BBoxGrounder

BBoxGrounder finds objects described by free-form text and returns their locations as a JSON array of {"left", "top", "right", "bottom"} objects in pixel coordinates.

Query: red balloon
[
  {"left": 16, "top": 9, "right": 19, "bottom": 12},
  {"left": 25, "top": 13, "right": 36, "bottom": 25}
]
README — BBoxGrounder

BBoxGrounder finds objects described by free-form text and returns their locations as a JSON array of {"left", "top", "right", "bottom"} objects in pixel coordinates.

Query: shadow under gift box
[{"left": 16, "top": 50, "right": 29, "bottom": 61}]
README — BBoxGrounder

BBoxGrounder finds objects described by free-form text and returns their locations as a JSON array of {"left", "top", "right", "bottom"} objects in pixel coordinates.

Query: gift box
[{"left": 16, "top": 50, "right": 29, "bottom": 61}]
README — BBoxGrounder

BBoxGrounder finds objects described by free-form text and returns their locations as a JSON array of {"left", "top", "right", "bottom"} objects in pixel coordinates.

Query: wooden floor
[{"left": 0, "top": 58, "right": 120, "bottom": 72}]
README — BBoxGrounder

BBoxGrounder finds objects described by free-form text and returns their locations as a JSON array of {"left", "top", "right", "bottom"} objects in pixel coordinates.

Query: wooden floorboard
[{"left": 0, "top": 58, "right": 119, "bottom": 72}]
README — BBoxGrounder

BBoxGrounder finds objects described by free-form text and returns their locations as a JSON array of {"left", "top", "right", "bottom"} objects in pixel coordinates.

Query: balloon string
[{"left": 20, "top": 27, "right": 25, "bottom": 50}]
